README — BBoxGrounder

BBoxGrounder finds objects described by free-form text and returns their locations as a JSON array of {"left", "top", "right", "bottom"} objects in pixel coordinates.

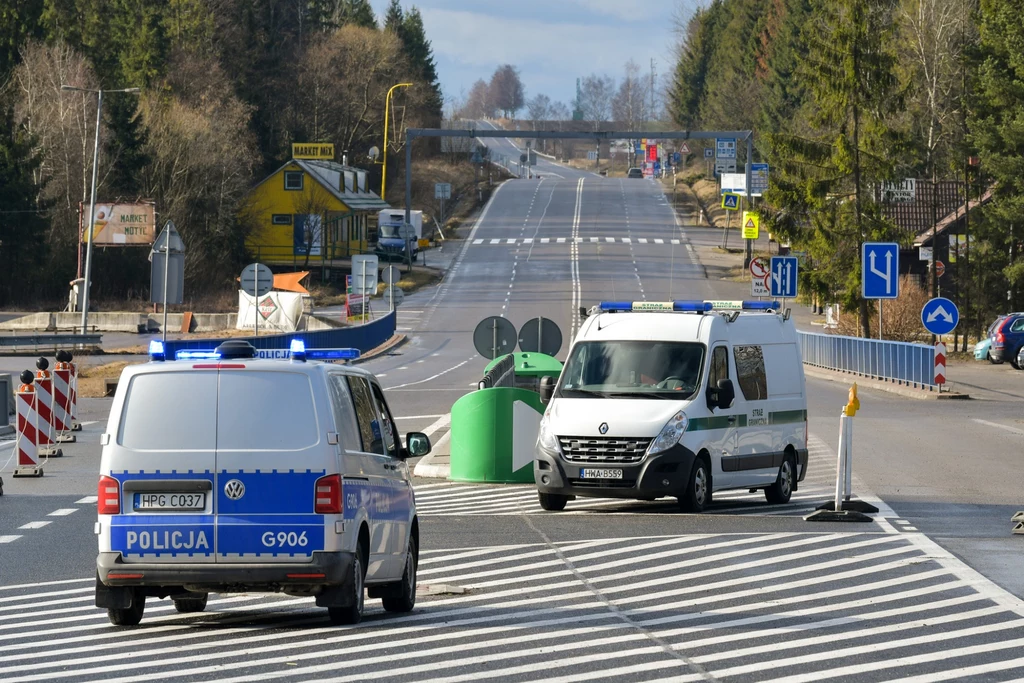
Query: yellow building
[{"left": 243, "top": 158, "right": 390, "bottom": 265}]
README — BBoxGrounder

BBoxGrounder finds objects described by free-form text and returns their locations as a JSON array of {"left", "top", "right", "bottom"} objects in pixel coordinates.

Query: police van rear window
[
  {"left": 118, "top": 373, "right": 218, "bottom": 450},
  {"left": 117, "top": 371, "right": 318, "bottom": 451},
  {"left": 217, "top": 372, "right": 319, "bottom": 451}
]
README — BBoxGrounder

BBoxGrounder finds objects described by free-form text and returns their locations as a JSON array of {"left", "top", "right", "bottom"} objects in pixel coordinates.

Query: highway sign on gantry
[
  {"left": 716, "top": 138, "right": 736, "bottom": 159},
  {"left": 922, "top": 297, "right": 959, "bottom": 336},
  {"left": 770, "top": 256, "right": 798, "bottom": 298},
  {"left": 862, "top": 242, "right": 899, "bottom": 299}
]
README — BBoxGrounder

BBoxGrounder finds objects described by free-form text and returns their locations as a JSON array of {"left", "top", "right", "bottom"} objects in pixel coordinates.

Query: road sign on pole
[
  {"left": 770, "top": 256, "right": 798, "bottom": 298},
  {"left": 742, "top": 212, "right": 759, "bottom": 240},
  {"left": 861, "top": 242, "right": 899, "bottom": 299},
  {"left": 704, "top": 148, "right": 714, "bottom": 159},
  {"left": 750, "top": 256, "right": 770, "bottom": 296},
  {"left": 935, "top": 260, "right": 946, "bottom": 278},
  {"left": 751, "top": 163, "right": 769, "bottom": 195},
  {"left": 679, "top": 142, "right": 691, "bottom": 155},
  {"left": 716, "top": 138, "right": 736, "bottom": 159},
  {"left": 722, "top": 193, "right": 740, "bottom": 210},
  {"left": 922, "top": 297, "right": 959, "bottom": 336},
  {"left": 434, "top": 182, "right": 451, "bottom": 200}
]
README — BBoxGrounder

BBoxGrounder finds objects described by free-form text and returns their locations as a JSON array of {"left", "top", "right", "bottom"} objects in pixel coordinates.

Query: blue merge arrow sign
[
  {"left": 862, "top": 242, "right": 900, "bottom": 299},
  {"left": 921, "top": 297, "right": 959, "bottom": 335},
  {"left": 770, "top": 256, "right": 798, "bottom": 298}
]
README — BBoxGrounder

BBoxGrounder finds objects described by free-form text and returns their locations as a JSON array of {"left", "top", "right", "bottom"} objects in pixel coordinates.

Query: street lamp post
[
  {"left": 380, "top": 83, "right": 412, "bottom": 200},
  {"left": 61, "top": 85, "right": 140, "bottom": 334}
]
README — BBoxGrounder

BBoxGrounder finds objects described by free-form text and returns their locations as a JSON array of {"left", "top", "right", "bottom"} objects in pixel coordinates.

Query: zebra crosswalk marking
[
  {"left": 464, "top": 236, "right": 683, "bottom": 248},
  {"left": 6, "top": 530, "right": 1024, "bottom": 682}
]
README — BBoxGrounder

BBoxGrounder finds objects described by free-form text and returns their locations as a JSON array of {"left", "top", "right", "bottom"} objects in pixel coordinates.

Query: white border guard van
[{"left": 534, "top": 300, "right": 807, "bottom": 512}]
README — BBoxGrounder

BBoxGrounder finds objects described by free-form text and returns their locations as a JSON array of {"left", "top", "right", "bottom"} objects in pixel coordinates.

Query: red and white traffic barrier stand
[
  {"left": 13, "top": 370, "right": 43, "bottom": 478},
  {"left": 935, "top": 342, "right": 947, "bottom": 390},
  {"left": 67, "top": 352, "right": 81, "bottom": 432},
  {"left": 34, "top": 358, "right": 62, "bottom": 458},
  {"left": 53, "top": 352, "right": 77, "bottom": 444}
]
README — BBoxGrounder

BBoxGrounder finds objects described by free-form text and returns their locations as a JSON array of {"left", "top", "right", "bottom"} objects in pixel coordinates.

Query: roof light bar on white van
[
  {"left": 599, "top": 301, "right": 713, "bottom": 313},
  {"left": 706, "top": 300, "right": 781, "bottom": 311},
  {"left": 289, "top": 339, "right": 360, "bottom": 362}
]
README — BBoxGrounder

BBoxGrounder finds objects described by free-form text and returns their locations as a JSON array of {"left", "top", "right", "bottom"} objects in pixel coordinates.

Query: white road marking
[
  {"left": 654, "top": 238, "right": 664, "bottom": 244},
  {"left": 18, "top": 522, "right": 51, "bottom": 530},
  {"left": 74, "top": 496, "right": 97, "bottom": 505},
  {"left": 589, "top": 236, "right": 598, "bottom": 243},
  {"left": 385, "top": 360, "right": 471, "bottom": 391},
  {"left": 541, "top": 238, "right": 550, "bottom": 243},
  {"left": 973, "top": 418, "right": 1024, "bottom": 436},
  {"left": 557, "top": 237, "right": 566, "bottom": 243},
  {"left": 489, "top": 239, "right": 499, "bottom": 245},
  {"left": 505, "top": 238, "right": 515, "bottom": 244},
  {"left": 472, "top": 239, "right": 483, "bottom": 245},
  {"left": 638, "top": 238, "right": 648, "bottom": 244},
  {"left": 47, "top": 509, "right": 77, "bottom": 517},
  {"left": 0, "top": 536, "right": 21, "bottom": 544}
]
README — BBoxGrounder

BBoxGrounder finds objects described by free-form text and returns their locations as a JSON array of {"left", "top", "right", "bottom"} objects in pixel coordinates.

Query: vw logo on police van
[
  {"left": 224, "top": 479, "right": 246, "bottom": 500},
  {"left": 599, "top": 422, "right": 609, "bottom": 435}
]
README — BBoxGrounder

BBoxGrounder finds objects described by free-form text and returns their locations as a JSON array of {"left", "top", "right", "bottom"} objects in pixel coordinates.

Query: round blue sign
[{"left": 921, "top": 297, "right": 959, "bottom": 335}]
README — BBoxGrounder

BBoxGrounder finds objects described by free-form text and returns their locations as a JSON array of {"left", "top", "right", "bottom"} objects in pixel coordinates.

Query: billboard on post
[{"left": 81, "top": 202, "right": 156, "bottom": 246}]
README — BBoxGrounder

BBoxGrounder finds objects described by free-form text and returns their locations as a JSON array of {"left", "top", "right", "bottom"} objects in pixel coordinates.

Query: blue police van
[{"left": 95, "top": 340, "right": 430, "bottom": 626}]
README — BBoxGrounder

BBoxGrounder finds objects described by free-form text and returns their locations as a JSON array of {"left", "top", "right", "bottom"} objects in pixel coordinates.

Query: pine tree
[
  {"left": 758, "top": 0, "right": 812, "bottom": 132},
  {"left": 0, "top": 105, "right": 48, "bottom": 305},
  {"left": 670, "top": 0, "right": 725, "bottom": 128},
  {"left": 335, "top": 0, "right": 377, "bottom": 29},
  {"left": 764, "top": 0, "right": 905, "bottom": 337},
  {"left": 0, "top": 0, "right": 45, "bottom": 79},
  {"left": 971, "top": 0, "right": 1024, "bottom": 308},
  {"left": 383, "top": 0, "right": 403, "bottom": 32},
  {"left": 104, "top": 95, "right": 150, "bottom": 196},
  {"left": 401, "top": 7, "right": 442, "bottom": 122}
]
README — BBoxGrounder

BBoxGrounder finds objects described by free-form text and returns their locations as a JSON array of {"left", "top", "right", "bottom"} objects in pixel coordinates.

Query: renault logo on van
[
  {"left": 224, "top": 479, "right": 246, "bottom": 500},
  {"left": 599, "top": 422, "right": 609, "bottom": 435}
]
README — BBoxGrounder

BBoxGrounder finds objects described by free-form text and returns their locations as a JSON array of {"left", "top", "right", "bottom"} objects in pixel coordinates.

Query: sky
[{"left": 370, "top": 0, "right": 687, "bottom": 110}]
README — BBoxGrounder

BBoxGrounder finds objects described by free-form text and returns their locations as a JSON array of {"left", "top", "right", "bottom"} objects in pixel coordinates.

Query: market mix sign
[{"left": 84, "top": 203, "right": 156, "bottom": 245}]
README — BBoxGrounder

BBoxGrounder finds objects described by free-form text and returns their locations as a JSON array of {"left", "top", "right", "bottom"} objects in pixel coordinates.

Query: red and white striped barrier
[
  {"left": 34, "top": 358, "right": 62, "bottom": 458},
  {"left": 935, "top": 342, "right": 947, "bottom": 387},
  {"left": 13, "top": 371, "right": 43, "bottom": 478},
  {"left": 67, "top": 353, "right": 81, "bottom": 432},
  {"left": 52, "top": 356, "right": 77, "bottom": 444}
]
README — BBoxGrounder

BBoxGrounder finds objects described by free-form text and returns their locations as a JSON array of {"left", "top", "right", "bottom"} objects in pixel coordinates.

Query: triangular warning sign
[
  {"left": 745, "top": 218, "right": 756, "bottom": 228},
  {"left": 679, "top": 143, "right": 691, "bottom": 154}
]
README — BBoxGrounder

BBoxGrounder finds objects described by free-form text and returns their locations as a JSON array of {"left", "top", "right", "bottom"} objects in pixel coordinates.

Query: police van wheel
[
  {"left": 173, "top": 594, "right": 208, "bottom": 613},
  {"left": 382, "top": 536, "right": 418, "bottom": 613},
  {"left": 765, "top": 457, "right": 795, "bottom": 505},
  {"left": 679, "top": 460, "right": 710, "bottom": 513},
  {"left": 538, "top": 492, "right": 568, "bottom": 511},
  {"left": 107, "top": 593, "right": 145, "bottom": 626},
  {"left": 329, "top": 546, "right": 366, "bottom": 625}
]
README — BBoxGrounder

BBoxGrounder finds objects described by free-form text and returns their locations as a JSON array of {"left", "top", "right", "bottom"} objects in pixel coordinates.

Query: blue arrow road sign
[
  {"left": 862, "top": 242, "right": 900, "bottom": 299},
  {"left": 921, "top": 297, "right": 959, "bottom": 335},
  {"left": 770, "top": 256, "right": 798, "bottom": 298}
]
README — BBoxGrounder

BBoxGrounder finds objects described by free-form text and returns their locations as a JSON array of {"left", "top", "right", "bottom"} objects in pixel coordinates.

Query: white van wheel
[
  {"left": 679, "top": 459, "right": 709, "bottom": 513},
  {"left": 329, "top": 542, "right": 366, "bottom": 625},
  {"left": 765, "top": 456, "right": 794, "bottom": 504},
  {"left": 107, "top": 592, "right": 145, "bottom": 626},
  {"left": 173, "top": 594, "right": 208, "bottom": 613},
  {"left": 382, "top": 536, "right": 418, "bottom": 613}
]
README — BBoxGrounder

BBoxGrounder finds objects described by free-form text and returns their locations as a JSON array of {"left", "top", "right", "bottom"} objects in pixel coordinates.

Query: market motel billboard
[{"left": 83, "top": 203, "right": 156, "bottom": 245}]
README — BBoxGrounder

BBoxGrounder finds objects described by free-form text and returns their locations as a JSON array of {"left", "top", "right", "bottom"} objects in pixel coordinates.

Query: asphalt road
[{"left": 4, "top": 152, "right": 1024, "bottom": 681}]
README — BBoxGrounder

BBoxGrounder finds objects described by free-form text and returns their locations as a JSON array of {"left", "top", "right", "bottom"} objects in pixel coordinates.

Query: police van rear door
[
  {"left": 107, "top": 369, "right": 218, "bottom": 563},
  {"left": 214, "top": 369, "right": 329, "bottom": 562}
]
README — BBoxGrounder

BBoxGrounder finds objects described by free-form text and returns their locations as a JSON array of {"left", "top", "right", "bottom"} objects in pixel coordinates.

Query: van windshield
[
  {"left": 557, "top": 341, "right": 705, "bottom": 399},
  {"left": 379, "top": 225, "right": 401, "bottom": 239}
]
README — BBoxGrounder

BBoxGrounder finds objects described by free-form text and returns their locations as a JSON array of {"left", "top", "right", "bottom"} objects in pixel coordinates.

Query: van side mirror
[
  {"left": 539, "top": 376, "right": 555, "bottom": 404},
  {"left": 404, "top": 432, "right": 431, "bottom": 459},
  {"left": 715, "top": 378, "right": 735, "bottom": 410}
]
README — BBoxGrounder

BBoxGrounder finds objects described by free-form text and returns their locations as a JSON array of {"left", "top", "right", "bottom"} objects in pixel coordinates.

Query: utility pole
[{"left": 649, "top": 59, "right": 657, "bottom": 121}]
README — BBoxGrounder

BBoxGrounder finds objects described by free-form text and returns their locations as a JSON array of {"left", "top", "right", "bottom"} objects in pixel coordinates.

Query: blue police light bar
[
  {"left": 148, "top": 339, "right": 165, "bottom": 361},
  {"left": 599, "top": 301, "right": 711, "bottom": 313},
  {"left": 175, "top": 350, "right": 221, "bottom": 361},
  {"left": 290, "top": 338, "right": 307, "bottom": 361},
  {"left": 706, "top": 300, "right": 781, "bottom": 311},
  {"left": 307, "top": 348, "right": 361, "bottom": 361}
]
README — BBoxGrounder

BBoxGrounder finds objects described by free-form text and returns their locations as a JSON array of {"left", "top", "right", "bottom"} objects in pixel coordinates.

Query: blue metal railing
[{"left": 798, "top": 331, "right": 937, "bottom": 388}]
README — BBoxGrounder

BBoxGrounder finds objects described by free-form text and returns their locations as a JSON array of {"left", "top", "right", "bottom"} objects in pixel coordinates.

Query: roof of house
[
  {"left": 879, "top": 180, "right": 963, "bottom": 237},
  {"left": 913, "top": 188, "right": 994, "bottom": 247},
  {"left": 250, "top": 159, "right": 390, "bottom": 212}
]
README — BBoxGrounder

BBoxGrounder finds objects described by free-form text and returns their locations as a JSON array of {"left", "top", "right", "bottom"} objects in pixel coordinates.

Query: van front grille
[{"left": 559, "top": 436, "right": 651, "bottom": 464}]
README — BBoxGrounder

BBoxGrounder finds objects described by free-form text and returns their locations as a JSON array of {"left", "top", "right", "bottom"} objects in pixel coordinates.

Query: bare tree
[
  {"left": 578, "top": 73, "right": 615, "bottom": 129},
  {"left": 526, "top": 93, "right": 551, "bottom": 122},
  {"left": 488, "top": 64, "right": 525, "bottom": 119},
  {"left": 549, "top": 101, "right": 571, "bottom": 121},
  {"left": 612, "top": 60, "right": 649, "bottom": 127},
  {"left": 462, "top": 78, "right": 492, "bottom": 119}
]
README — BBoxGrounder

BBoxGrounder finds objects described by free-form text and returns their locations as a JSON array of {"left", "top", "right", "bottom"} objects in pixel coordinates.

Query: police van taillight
[
  {"left": 98, "top": 475, "right": 121, "bottom": 515},
  {"left": 314, "top": 474, "right": 342, "bottom": 514}
]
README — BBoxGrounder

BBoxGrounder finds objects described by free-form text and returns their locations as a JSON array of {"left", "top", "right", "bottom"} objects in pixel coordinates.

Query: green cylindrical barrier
[{"left": 449, "top": 387, "right": 544, "bottom": 483}]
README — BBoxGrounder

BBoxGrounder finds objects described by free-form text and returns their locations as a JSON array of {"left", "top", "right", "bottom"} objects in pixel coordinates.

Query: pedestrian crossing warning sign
[
  {"left": 742, "top": 212, "right": 760, "bottom": 240},
  {"left": 722, "top": 193, "right": 740, "bottom": 210}
]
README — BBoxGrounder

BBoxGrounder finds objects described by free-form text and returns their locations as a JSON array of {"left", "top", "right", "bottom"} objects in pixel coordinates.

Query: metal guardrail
[
  {"left": 0, "top": 334, "right": 102, "bottom": 352},
  {"left": 798, "top": 331, "right": 937, "bottom": 388},
  {"left": 478, "top": 354, "right": 516, "bottom": 390}
]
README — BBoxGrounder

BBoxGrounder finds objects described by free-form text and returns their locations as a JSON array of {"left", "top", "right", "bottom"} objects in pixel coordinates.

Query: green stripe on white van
[
  {"left": 770, "top": 409, "right": 807, "bottom": 424},
  {"left": 689, "top": 415, "right": 747, "bottom": 431}
]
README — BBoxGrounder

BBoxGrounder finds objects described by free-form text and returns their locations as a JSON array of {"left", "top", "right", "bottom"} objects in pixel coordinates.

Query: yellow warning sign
[{"left": 742, "top": 211, "right": 760, "bottom": 240}]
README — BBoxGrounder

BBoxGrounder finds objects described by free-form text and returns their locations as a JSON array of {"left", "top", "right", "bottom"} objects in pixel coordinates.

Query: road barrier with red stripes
[
  {"left": 935, "top": 342, "right": 947, "bottom": 387},
  {"left": 13, "top": 371, "right": 43, "bottom": 478},
  {"left": 33, "top": 358, "right": 62, "bottom": 458},
  {"left": 53, "top": 354, "right": 77, "bottom": 444}
]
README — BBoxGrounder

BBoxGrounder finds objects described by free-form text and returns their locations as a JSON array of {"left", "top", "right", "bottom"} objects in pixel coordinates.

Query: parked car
[
  {"left": 989, "top": 314, "right": 1024, "bottom": 367},
  {"left": 974, "top": 337, "right": 992, "bottom": 361}
]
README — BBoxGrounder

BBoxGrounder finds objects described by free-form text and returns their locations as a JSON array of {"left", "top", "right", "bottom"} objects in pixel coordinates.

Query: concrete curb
[
  {"left": 352, "top": 334, "right": 407, "bottom": 364},
  {"left": 802, "top": 365, "right": 970, "bottom": 400},
  {"left": 412, "top": 456, "right": 449, "bottom": 479}
]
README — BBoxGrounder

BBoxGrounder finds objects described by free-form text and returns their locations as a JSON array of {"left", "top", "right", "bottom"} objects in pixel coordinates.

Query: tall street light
[
  {"left": 61, "top": 85, "right": 141, "bottom": 334},
  {"left": 380, "top": 83, "right": 412, "bottom": 200}
]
